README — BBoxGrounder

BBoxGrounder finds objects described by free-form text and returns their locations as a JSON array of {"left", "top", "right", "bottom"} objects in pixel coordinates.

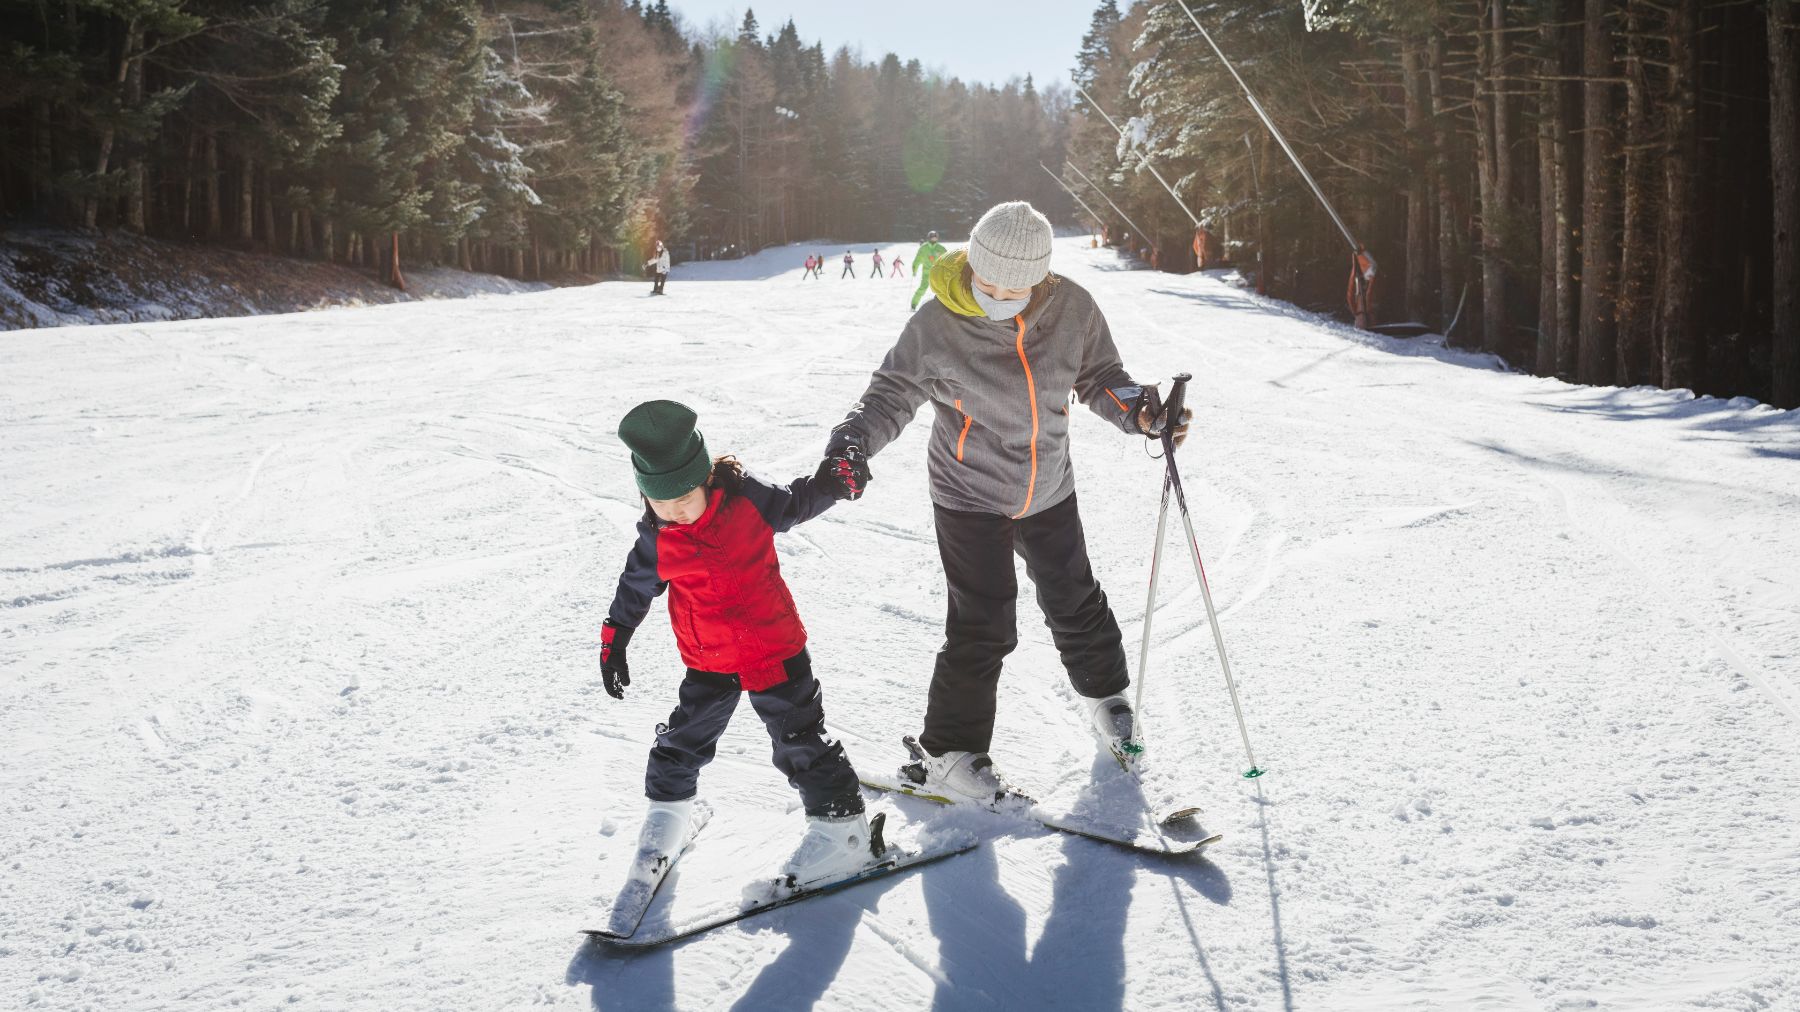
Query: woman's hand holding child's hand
[{"left": 815, "top": 446, "right": 871, "bottom": 501}]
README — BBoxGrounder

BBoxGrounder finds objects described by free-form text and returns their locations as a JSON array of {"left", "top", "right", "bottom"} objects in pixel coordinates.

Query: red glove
[{"left": 601, "top": 620, "right": 633, "bottom": 699}]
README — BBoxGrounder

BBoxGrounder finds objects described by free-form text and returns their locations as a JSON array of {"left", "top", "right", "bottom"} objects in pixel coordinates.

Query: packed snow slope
[{"left": 4, "top": 238, "right": 1798, "bottom": 1011}]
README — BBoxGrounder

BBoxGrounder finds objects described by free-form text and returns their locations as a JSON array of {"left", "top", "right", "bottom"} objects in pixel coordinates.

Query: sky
[{"left": 666, "top": 1, "right": 1098, "bottom": 90}]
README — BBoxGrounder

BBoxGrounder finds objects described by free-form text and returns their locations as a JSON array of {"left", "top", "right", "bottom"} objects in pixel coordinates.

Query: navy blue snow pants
[{"left": 644, "top": 649, "right": 863, "bottom": 817}]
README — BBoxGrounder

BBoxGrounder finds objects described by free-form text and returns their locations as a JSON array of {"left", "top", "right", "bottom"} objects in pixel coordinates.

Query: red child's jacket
[{"left": 607, "top": 473, "right": 836, "bottom": 690}]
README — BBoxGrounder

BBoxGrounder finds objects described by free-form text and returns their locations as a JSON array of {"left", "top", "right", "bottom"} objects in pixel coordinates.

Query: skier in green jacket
[{"left": 910, "top": 231, "right": 948, "bottom": 310}]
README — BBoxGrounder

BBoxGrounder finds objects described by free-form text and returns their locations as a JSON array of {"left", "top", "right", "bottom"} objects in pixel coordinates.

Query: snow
[{"left": 4, "top": 237, "right": 1799, "bottom": 1010}]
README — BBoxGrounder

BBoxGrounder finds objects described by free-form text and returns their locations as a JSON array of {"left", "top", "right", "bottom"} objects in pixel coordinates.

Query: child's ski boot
[{"left": 777, "top": 809, "right": 887, "bottom": 892}]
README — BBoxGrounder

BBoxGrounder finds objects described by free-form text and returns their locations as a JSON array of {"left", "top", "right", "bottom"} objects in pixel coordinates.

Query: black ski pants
[
  {"left": 652, "top": 270, "right": 667, "bottom": 295},
  {"left": 644, "top": 649, "right": 862, "bottom": 816},
  {"left": 921, "top": 492, "right": 1130, "bottom": 756}
]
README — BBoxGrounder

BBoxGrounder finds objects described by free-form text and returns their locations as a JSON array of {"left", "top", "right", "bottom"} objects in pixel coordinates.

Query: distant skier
[
  {"left": 803, "top": 254, "right": 817, "bottom": 279},
  {"left": 888, "top": 253, "right": 907, "bottom": 279},
  {"left": 813, "top": 201, "right": 1193, "bottom": 803},
  {"left": 910, "top": 230, "right": 946, "bottom": 309},
  {"left": 601, "top": 399, "right": 877, "bottom": 892},
  {"left": 870, "top": 250, "right": 885, "bottom": 279},
  {"left": 840, "top": 250, "right": 856, "bottom": 279},
  {"left": 651, "top": 241, "right": 671, "bottom": 295}
]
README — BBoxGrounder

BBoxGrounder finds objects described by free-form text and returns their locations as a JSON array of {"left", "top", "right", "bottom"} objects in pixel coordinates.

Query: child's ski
[
  {"left": 584, "top": 813, "right": 976, "bottom": 949},
  {"left": 595, "top": 803, "right": 712, "bottom": 940}
]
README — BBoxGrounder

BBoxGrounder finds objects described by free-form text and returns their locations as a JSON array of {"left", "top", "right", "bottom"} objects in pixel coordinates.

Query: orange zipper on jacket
[
  {"left": 954, "top": 399, "right": 972, "bottom": 461},
  {"left": 1011, "top": 316, "right": 1040, "bottom": 519}
]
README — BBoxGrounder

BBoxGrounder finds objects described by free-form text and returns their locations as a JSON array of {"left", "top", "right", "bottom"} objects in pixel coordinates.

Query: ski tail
[
  {"left": 590, "top": 833, "right": 977, "bottom": 949},
  {"left": 596, "top": 803, "right": 712, "bottom": 940}
]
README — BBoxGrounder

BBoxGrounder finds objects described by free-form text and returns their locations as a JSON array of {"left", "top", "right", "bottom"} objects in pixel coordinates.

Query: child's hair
[{"left": 707, "top": 455, "right": 744, "bottom": 495}]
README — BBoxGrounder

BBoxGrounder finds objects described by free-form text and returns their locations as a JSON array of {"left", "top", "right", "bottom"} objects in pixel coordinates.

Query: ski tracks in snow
[{"left": 5, "top": 240, "right": 1800, "bottom": 1010}]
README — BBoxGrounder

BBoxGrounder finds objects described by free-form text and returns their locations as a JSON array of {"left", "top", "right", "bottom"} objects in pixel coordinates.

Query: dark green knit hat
[{"left": 618, "top": 400, "right": 711, "bottom": 500}]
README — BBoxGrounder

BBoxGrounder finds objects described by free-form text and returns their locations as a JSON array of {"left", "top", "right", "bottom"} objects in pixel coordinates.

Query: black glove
[
  {"left": 815, "top": 445, "right": 871, "bottom": 501},
  {"left": 1131, "top": 384, "right": 1193, "bottom": 448},
  {"left": 600, "top": 619, "right": 633, "bottom": 699}
]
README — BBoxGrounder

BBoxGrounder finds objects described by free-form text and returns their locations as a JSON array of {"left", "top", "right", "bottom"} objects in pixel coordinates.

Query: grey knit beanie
[{"left": 968, "top": 201, "right": 1053, "bottom": 290}]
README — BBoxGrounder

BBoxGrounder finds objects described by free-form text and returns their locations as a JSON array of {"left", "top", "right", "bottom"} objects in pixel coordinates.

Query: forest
[
  {"left": 1, "top": 0, "right": 1795, "bottom": 407},
  {"left": 0, "top": 1, "right": 1074, "bottom": 280},
  {"left": 1070, "top": 0, "right": 1797, "bottom": 407}
]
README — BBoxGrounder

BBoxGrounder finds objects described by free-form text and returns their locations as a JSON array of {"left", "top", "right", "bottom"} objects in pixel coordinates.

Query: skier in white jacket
[{"left": 651, "top": 241, "right": 671, "bottom": 295}]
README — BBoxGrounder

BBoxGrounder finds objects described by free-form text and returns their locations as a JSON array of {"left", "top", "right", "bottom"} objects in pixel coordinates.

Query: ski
[
  {"left": 860, "top": 772, "right": 1218, "bottom": 854},
  {"left": 593, "top": 803, "right": 712, "bottom": 940},
  {"left": 862, "top": 737, "right": 1219, "bottom": 855},
  {"left": 584, "top": 814, "right": 976, "bottom": 949}
]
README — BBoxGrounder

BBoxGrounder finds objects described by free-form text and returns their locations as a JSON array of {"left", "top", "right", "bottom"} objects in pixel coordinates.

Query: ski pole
[
  {"left": 1132, "top": 467, "right": 1172, "bottom": 725},
  {"left": 1156, "top": 373, "right": 1265, "bottom": 779}
]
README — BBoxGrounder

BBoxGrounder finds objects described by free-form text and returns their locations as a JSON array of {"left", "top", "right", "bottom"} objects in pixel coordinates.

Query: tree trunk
[
  {"left": 260, "top": 171, "right": 276, "bottom": 251},
  {"left": 1475, "top": 0, "right": 1508, "bottom": 355},
  {"left": 1655, "top": 0, "right": 1700, "bottom": 391},
  {"left": 1554, "top": 0, "right": 1582, "bottom": 379},
  {"left": 1403, "top": 37, "right": 1432, "bottom": 324},
  {"left": 204, "top": 132, "right": 222, "bottom": 238},
  {"left": 321, "top": 217, "right": 335, "bottom": 263},
  {"left": 84, "top": 20, "right": 142, "bottom": 229},
  {"left": 1578, "top": 0, "right": 1618, "bottom": 384},
  {"left": 237, "top": 155, "right": 255, "bottom": 242},
  {"left": 32, "top": 101, "right": 53, "bottom": 211},
  {"left": 1615, "top": 0, "right": 1659, "bottom": 387},
  {"left": 1429, "top": 31, "right": 1461, "bottom": 333},
  {"left": 122, "top": 36, "right": 146, "bottom": 235},
  {"left": 386, "top": 232, "right": 406, "bottom": 290},
  {"left": 1536, "top": 16, "right": 1559, "bottom": 376},
  {"left": 1772, "top": 0, "right": 1800, "bottom": 407}
]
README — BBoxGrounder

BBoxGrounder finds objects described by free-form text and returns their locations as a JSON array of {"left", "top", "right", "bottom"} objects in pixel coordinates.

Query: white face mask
[{"left": 972, "top": 286, "right": 1030, "bottom": 322}]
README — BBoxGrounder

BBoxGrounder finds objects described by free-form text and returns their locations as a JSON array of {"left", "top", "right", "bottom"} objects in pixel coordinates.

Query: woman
[{"left": 814, "top": 201, "right": 1189, "bottom": 802}]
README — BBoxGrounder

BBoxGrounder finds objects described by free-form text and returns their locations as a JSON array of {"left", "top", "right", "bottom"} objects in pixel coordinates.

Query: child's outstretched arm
[
  {"left": 739, "top": 471, "right": 838, "bottom": 534},
  {"left": 602, "top": 520, "right": 666, "bottom": 699}
]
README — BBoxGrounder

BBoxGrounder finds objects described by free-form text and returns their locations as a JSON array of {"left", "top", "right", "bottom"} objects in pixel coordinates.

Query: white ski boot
[
  {"left": 778, "top": 810, "right": 885, "bottom": 891},
  {"left": 634, "top": 798, "right": 695, "bottom": 861},
  {"left": 607, "top": 798, "right": 700, "bottom": 937},
  {"left": 1085, "top": 693, "right": 1145, "bottom": 767},
  {"left": 912, "top": 750, "right": 1026, "bottom": 810}
]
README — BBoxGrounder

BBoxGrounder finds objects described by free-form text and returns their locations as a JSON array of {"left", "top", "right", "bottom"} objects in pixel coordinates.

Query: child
[
  {"left": 803, "top": 254, "right": 817, "bottom": 279},
  {"left": 601, "top": 400, "right": 873, "bottom": 891},
  {"left": 870, "top": 249, "right": 885, "bottom": 278},
  {"left": 840, "top": 250, "right": 856, "bottom": 279}
]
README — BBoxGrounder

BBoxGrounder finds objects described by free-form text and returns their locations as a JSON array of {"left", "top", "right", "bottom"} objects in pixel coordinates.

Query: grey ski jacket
[{"left": 831, "top": 271, "right": 1147, "bottom": 519}]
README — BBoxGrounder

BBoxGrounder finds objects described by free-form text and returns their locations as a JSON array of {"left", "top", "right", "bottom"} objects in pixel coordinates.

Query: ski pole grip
[{"left": 1158, "top": 372, "right": 1192, "bottom": 438}]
